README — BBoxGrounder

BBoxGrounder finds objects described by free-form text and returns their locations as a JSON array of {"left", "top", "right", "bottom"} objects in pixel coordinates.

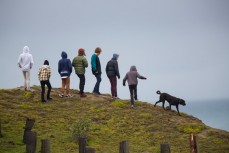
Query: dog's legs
[
  {"left": 176, "top": 105, "right": 181, "bottom": 116},
  {"left": 162, "top": 101, "right": 165, "bottom": 109},
  {"left": 169, "top": 104, "right": 171, "bottom": 110},
  {"left": 154, "top": 101, "right": 161, "bottom": 107}
]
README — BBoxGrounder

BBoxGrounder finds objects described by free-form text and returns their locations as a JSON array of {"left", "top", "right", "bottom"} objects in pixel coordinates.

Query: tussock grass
[{"left": 0, "top": 86, "right": 229, "bottom": 153}]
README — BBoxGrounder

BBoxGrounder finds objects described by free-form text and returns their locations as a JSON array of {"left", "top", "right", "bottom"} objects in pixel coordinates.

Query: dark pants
[
  {"left": 129, "top": 85, "right": 137, "bottom": 105},
  {"left": 93, "top": 74, "right": 101, "bottom": 94},
  {"left": 77, "top": 74, "right": 85, "bottom": 94},
  {"left": 109, "top": 76, "right": 117, "bottom": 97},
  {"left": 40, "top": 80, "right": 52, "bottom": 101}
]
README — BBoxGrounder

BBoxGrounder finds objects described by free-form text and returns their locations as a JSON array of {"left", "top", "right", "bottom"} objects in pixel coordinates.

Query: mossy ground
[{"left": 0, "top": 86, "right": 229, "bottom": 153}]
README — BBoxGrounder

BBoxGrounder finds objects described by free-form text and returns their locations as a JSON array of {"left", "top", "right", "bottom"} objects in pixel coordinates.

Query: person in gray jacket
[
  {"left": 106, "top": 54, "right": 120, "bottom": 98},
  {"left": 123, "top": 65, "right": 146, "bottom": 108}
]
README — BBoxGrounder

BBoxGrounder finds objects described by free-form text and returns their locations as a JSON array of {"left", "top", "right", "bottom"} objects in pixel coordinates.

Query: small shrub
[
  {"left": 23, "top": 92, "right": 32, "bottom": 98},
  {"left": 177, "top": 124, "right": 206, "bottom": 134},
  {"left": 71, "top": 118, "right": 91, "bottom": 143},
  {"left": 139, "top": 113, "right": 152, "bottom": 118},
  {"left": 18, "top": 103, "right": 33, "bottom": 109},
  {"left": 110, "top": 101, "right": 126, "bottom": 108},
  {"left": 33, "top": 99, "right": 40, "bottom": 103},
  {"left": 207, "top": 130, "right": 215, "bottom": 136}
]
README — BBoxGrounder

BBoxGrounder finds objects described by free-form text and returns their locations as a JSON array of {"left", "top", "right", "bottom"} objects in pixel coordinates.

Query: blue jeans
[{"left": 93, "top": 74, "right": 101, "bottom": 94}]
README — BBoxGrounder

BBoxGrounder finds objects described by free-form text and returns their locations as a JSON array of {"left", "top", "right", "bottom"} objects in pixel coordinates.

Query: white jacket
[{"left": 18, "top": 46, "right": 34, "bottom": 71}]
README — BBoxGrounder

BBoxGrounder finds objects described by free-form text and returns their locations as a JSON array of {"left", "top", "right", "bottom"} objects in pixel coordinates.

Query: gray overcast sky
[{"left": 0, "top": 0, "right": 229, "bottom": 103}]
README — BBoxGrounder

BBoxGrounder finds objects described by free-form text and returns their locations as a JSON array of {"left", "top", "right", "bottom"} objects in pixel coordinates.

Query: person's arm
[
  {"left": 72, "top": 58, "right": 76, "bottom": 67},
  {"left": 114, "top": 61, "right": 120, "bottom": 79},
  {"left": 17, "top": 55, "right": 22, "bottom": 68},
  {"left": 83, "top": 57, "right": 88, "bottom": 68},
  {"left": 123, "top": 74, "right": 128, "bottom": 86},
  {"left": 48, "top": 67, "right": 51, "bottom": 79},
  {"left": 38, "top": 68, "right": 41, "bottom": 80},
  {"left": 105, "top": 62, "right": 109, "bottom": 76},
  {"left": 68, "top": 60, "right": 72, "bottom": 74},
  {"left": 30, "top": 55, "right": 34, "bottom": 69},
  {"left": 91, "top": 54, "right": 97, "bottom": 72},
  {"left": 136, "top": 72, "right": 147, "bottom": 80},
  {"left": 58, "top": 61, "right": 61, "bottom": 74}
]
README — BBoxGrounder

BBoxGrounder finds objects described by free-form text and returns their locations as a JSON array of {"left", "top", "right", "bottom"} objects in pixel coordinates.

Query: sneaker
[
  {"left": 93, "top": 92, "right": 101, "bottom": 95},
  {"left": 47, "top": 97, "right": 53, "bottom": 100},
  {"left": 131, "top": 105, "right": 134, "bottom": 108},
  {"left": 41, "top": 100, "right": 46, "bottom": 103},
  {"left": 65, "top": 94, "right": 73, "bottom": 97},
  {"left": 80, "top": 93, "right": 87, "bottom": 98},
  {"left": 59, "top": 94, "right": 64, "bottom": 98},
  {"left": 112, "top": 96, "right": 119, "bottom": 99}
]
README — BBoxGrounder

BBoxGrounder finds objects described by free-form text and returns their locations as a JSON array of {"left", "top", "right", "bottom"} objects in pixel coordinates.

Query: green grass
[{"left": 0, "top": 86, "right": 229, "bottom": 153}]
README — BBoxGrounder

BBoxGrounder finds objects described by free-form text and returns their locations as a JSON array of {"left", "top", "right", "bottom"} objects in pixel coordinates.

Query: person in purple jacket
[{"left": 123, "top": 65, "right": 146, "bottom": 108}]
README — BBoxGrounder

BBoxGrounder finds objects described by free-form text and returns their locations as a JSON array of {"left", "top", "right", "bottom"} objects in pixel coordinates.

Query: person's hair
[
  {"left": 95, "top": 47, "right": 102, "bottom": 54},
  {"left": 78, "top": 48, "right": 85, "bottom": 56},
  {"left": 44, "top": 60, "right": 49, "bottom": 65}
]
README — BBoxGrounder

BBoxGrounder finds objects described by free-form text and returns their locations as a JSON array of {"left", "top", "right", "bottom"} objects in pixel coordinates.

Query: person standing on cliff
[{"left": 17, "top": 46, "right": 34, "bottom": 91}]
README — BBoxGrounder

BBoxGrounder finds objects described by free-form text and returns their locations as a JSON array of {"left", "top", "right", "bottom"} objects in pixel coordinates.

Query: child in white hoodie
[
  {"left": 17, "top": 46, "right": 34, "bottom": 91},
  {"left": 38, "top": 60, "right": 52, "bottom": 102}
]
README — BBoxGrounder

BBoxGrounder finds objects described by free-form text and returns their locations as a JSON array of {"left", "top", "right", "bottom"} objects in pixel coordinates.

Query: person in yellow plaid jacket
[{"left": 38, "top": 60, "right": 52, "bottom": 102}]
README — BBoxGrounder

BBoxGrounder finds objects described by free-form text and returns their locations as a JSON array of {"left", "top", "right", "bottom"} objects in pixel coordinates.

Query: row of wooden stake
[{"left": 0, "top": 118, "right": 199, "bottom": 153}]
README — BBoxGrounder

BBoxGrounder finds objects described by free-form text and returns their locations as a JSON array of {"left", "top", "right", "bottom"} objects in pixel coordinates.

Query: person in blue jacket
[
  {"left": 58, "top": 51, "right": 72, "bottom": 97},
  {"left": 91, "top": 47, "right": 102, "bottom": 95}
]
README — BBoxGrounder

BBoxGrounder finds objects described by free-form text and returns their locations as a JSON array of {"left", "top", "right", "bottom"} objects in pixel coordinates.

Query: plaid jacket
[{"left": 38, "top": 65, "right": 51, "bottom": 81}]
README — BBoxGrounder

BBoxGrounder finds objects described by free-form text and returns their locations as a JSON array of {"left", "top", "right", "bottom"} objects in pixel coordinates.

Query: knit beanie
[
  {"left": 78, "top": 48, "right": 86, "bottom": 56},
  {"left": 44, "top": 60, "right": 49, "bottom": 65}
]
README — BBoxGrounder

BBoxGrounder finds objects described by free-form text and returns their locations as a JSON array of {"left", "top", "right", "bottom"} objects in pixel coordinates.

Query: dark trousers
[
  {"left": 129, "top": 85, "right": 137, "bottom": 105},
  {"left": 93, "top": 74, "right": 101, "bottom": 93},
  {"left": 40, "top": 80, "right": 52, "bottom": 100},
  {"left": 109, "top": 76, "right": 117, "bottom": 97},
  {"left": 77, "top": 74, "right": 85, "bottom": 94}
]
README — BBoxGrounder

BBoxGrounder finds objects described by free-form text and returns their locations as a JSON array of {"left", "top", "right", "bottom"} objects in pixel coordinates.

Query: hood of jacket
[
  {"left": 23, "top": 46, "right": 30, "bottom": 53},
  {"left": 61, "top": 51, "right": 67, "bottom": 59},
  {"left": 112, "top": 54, "right": 119, "bottom": 60},
  {"left": 130, "top": 65, "right": 137, "bottom": 72}
]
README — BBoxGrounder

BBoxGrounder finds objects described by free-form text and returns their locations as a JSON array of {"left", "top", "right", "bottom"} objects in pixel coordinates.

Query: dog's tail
[{"left": 156, "top": 90, "right": 161, "bottom": 95}]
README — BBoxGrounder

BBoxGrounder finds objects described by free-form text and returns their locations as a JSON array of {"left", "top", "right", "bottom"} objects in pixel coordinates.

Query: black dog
[{"left": 154, "top": 90, "right": 186, "bottom": 115}]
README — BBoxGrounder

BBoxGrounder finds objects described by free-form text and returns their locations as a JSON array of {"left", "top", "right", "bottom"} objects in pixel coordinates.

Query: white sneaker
[
  {"left": 131, "top": 105, "right": 134, "bottom": 108},
  {"left": 59, "top": 94, "right": 64, "bottom": 98},
  {"left": 65, "top": 94, "right": 73, "bottom": 97}
]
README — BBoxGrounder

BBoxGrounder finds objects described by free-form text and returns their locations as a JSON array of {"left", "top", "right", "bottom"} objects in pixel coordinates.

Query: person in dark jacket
[
  {"left": 106, "top": 54, "right": 120, "bottom": 98},
  {"left": 123, "top": 65, "right": 146, "bottom": 108},
  {"left": 72, "top": 48, "right": 88, "bottom": 97},
  {"left": 91, "top": 47, "right": 102, "bottom": 95},
  {"left": 58, "top": 51, "right": 72, "bottom": 97}
]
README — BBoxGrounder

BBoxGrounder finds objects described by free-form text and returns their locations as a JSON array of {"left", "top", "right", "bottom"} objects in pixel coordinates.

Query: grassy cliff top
[{"left": 0, "top": 86, "right": 229, "bottom": 153}]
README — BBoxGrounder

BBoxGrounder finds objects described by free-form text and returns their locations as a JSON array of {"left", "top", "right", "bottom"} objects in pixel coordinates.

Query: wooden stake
[{"left": 119, "top": 141, "right": 129, "bottom": 153}]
